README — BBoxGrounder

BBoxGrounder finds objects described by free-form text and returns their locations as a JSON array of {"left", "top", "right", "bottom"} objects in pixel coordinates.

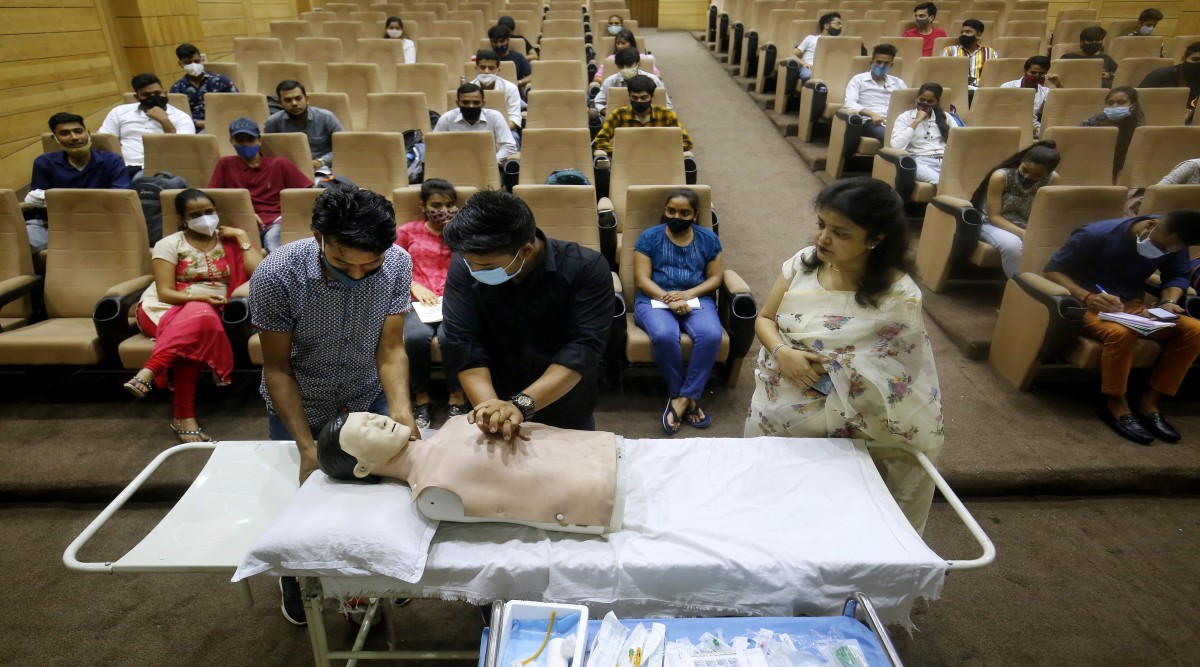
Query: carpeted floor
[{"left": 2, "top": 29, "right": 1199, "bottom": 666}]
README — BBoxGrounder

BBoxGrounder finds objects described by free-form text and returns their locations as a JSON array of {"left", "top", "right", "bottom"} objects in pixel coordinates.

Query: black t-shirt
[
  {"left": 500, "top": 50, "right": 532, "bottom": 80},
  {"left": 1139, "top": 65, "right": 1200, "bottom": 109}
]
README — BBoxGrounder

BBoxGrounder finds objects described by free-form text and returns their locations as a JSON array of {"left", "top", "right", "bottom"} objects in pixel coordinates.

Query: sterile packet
[{"left": 585, "top": 612, "right": 630, "bottom": 667}]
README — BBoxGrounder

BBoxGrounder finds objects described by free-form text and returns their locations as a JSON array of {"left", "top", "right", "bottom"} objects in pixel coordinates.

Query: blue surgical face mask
[
  {"left": 1103, "top": 106, "right": 1132, "bottom": 121},
  {"left": 235, "top": 143, "right": 260, "bottom": 160},
  {"left": 1139, "top": 25, "right": 1154, "bottom": 36},
  {"left": 1136, "top": 229, "right": 1166, "bottom": 259},
  {"left": 465, "top": 249, "right": 526, "bottom": 285},
  {"left": 322, "top": 238, "right": 375, "bottom": 287},
  {"left": 871, "top": 64, "right": 890, "bottom": 78}
]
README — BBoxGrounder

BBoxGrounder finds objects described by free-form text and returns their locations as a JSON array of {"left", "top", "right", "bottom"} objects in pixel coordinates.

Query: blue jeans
[
  {"left": 403, "top": 314, "right": 460, "bottom": 395},
  {"left": 267, "top": 392, "right": 389, "bottom": 440},
  {"left": 633, "top": 297, "right": 722, "bottom": 400},
  {"left": 262, "top": 221, "right": 282, "bottom": 252},
  {"left": 979, "top": 222, "right": 1024, "bottom": 278}
]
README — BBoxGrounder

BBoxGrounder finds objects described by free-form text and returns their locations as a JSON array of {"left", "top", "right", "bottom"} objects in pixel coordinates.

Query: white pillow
[{"left": 233, "top": 471, "right": 438, "bottom": 583}]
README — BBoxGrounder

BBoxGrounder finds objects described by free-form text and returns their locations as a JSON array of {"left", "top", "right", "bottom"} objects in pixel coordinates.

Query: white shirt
[
  {"left": 843, "top": 72, "right": 907, "bottom": 118},
  {"left": 594, "top": 69, "right": 671, "bottom": 113},
  {"left": 889, "top": 109, "right": 947, "bottom": 157},
  {"left": 794, "top": 34, "right": 820, "bottom": 65},
  {"left": 472, "top": 75, "right": 523, "bottom": 127},
  {"left": 99, "top": 102, "right": 195, "bottom": 167},
  {"left": 432, "top": 108, "right": 518, "bottom": 163},
  {"left": 1000, "top": 78, "right": 1050, "bottom": 135},
  {"left": 399, "top": 38, "right": 416, "bottom": 64}
]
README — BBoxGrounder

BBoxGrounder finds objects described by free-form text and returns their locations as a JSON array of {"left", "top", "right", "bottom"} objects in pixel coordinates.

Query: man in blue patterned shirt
[{"left": 169, "top": 43, "right": 238, "bottom": 131}]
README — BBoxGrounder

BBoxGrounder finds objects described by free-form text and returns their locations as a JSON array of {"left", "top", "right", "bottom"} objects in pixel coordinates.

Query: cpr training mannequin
[{"left": 317, "top": 412, "right": 626, "bottom": 534}]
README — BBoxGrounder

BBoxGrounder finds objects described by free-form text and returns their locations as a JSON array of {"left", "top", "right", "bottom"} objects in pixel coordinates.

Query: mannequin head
[{"left": 317, "top": 412, "right": 411, "bottom": 482}]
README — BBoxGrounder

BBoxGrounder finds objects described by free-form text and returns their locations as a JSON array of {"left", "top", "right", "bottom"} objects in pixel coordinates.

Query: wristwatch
[
  {"left": 240, "top": 241, "right": 252, "bottom": 251},
  {"left": 510, "top": 392, "right": 536, "bottom": 421}
]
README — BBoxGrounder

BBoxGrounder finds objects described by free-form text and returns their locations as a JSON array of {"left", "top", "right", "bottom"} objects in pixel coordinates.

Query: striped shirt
[{"left": 938, "top": 44, "right": 1000, "bottom": 89}]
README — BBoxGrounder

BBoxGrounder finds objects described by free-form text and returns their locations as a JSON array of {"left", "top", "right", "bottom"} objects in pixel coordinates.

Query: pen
[{"left": 1095, "top": 284, "right": 1109, "bottom": 295}]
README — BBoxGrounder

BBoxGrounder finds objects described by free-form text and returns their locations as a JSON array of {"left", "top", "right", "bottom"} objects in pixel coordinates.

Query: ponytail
[{"left": 970, "top": 140, "right": 1060, "bottom": 207}]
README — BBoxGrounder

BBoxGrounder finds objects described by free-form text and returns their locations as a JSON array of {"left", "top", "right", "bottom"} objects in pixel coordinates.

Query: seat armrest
[
  {"left": 0, "top": 275, "right": 43, "bottom": 310},
  {"left": 1012, "top": 272, "right": 1084, "bottom": 359},
  {"left": 221, "top": 285, "right": 255, "bottom": 366},
  {"left": 804, "top": 78, "right": 827, "bottom": 91},
  {"left": 1184, "top": 294, "right": 1200, "bottom": 319},
  {"left": 104, "top": 275, "right": 155, "bottom": 299},
  {"left": 502, "top": 158, "right": 520, "bottom": 192},
  {"left": 928, "top": 195, "right": 984, "bottom": 264},
  {"left": 719, "top": 269, "right": 759, "bottom": 360},
  {"left": 607, "top": 271, "right": 628, "bottom": 364},
  {"left": 876, "top": 148, "right": 915, "bottom": 200},
  {"left": 93, "top": 275, "right": 154, "bottom": 362},
  {"left": 597, "top": 196, "right": 614, "bottom": 212},
  {"left": 598, "top": 206, "right": 617, "bottom": 270},
  {"left": 833, "top": 107, "right": 855, "bottom": 121}
]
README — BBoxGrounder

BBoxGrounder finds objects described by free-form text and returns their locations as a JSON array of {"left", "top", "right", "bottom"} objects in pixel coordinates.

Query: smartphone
[
  {"left": 1147, "top": 307, "right": 1180, "bottom": 321},
  {"left": 811, "top": 373, "right": 833, "bottom": 395}
]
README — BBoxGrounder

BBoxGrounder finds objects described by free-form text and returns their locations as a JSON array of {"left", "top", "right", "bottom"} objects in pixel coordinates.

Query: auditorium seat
[
  {"left": 516, "top": 128, "right": 596, "bottom": 186},
  {"left": 992, "top": 37, "right": 1044, "bottom": 59},
  {"left": 306, "top": 92, "right": 354, "bottom": 131},
  {"left": 323, "top": 21, "right": 368, "bottom": 61},
  {"left": 424, "top": 131, "right": 503, "bottom": 190},
  {"left": 540, "top": 37, "right": 588, "bottom": 62},
  {"left": 910, "top": 57, "right": 971, "bottom": 122},
  {"left": 1107, "top": 36, "right": 1165, "bottom": 62},
  {"left": 204, "top": 93, "right": 270, "bottom": 156},
  {"left": 1141, "top": 184, "right": 1200, "bottom": 215},
  {"left": 978, "top": 58, "right": 1027, "bottom": 88},
  {"left": 1137, "top": 87, "right": 1190, "bottom": 126},
  {"left": 255, "top": 62, "right": 314, "bottom": 97},
  {"left": 1170, "top": 36, "right": 1200, "bottom": 61},
  {"left": 913, "top": 126, "right": 1023, "bottom": 292},
  {"left": 968, "top": 87, "right": 1037, "bottom": 145},
  {"left": 411, "top": 3, "right": 447, "bottom": 20},
  {"left": 738, "top": 0, "right": 788, "bottom": 79},
  {"left": 532, "top": 60, "right": 590, "bottom": 92},
  {"left": 1050, "top": 19, "right": 1100, "bottom": 50},
  {"left": 1111, "top": 58, "right": 1172, "bottom": 89},
  {"left": 542, "top": 19, "right": 586, "bottom": 40},
  {"left": 1039, "top": 126, "right": 1118, "bottom": 186},
  {"left": 233, "top": 37, "right": 286, "bottom": 94},
  {"left": 333, "top": 132, "right": 411, "bottom": 195},
  {"left": 825, "top": 80, "right": 916, "bottom": 181},
  {"left": 430, "top": 21, "right": 476, "bottom": 59},
  {"left": 417, "top": 37, "right": 469, "bottom": 89},
  {"left": 751, "top": 10, "right": 807, "bottom": 94},
  {"left": 596, "top": 126, "right": 689, "bottom": 267},
  {"left": 358, "top": 38, "right": 410, "bottom": 91},
  {"left": 299, "top": 11, "right": 336, "bottom": 37},
  {"left": 279, "top": 188, "right": 323, "bottom": 246},
  {"left": 395, "top": 63, "right": 452, "bottom": 114},
  {"left": 514, "top": 184, "right": 603, "bottom": 254},
  {"left": 366, "top": 92, "right": 433, "bottom": 133},
  {"left": 294, "top": 37, "right": 346, "bottom": 92},
  {"left": 448, "top": 10, "right": 488, "bottom": 37},
  {"left": 871, "top": 88, "right": 954, "bottom": 204},
  {"left": 325, "top": 63, "right": 383, "bottom": 129},
  {"left": 0, "top": 190, "right": 38, "bottom": 332},
  {"left": 260, "top": 133, "right": 316, "bottom": 182},
  {"left": 784, "top": 36, "right": 865, "bottom": 141},
  {"left": 1039, "top": 87, "right": 1108, "bottom": 132},
  {"left": 203, "top": 63, "right": 246, "bottom": 94},
  {"left": 142, "top": 134, "right": 222, "bottom": 188},
  {"left": 0, "top": 190, "right": 152, "bottom": 366},
  {"left": 1117, "top": 127, "right": 1200, "bottom": 189},
  {"left": 525, "top": 89, "right": 589, "bottom": 129},
  {"left": 269, "top": 20, "right": 313, "bottom": 60}
]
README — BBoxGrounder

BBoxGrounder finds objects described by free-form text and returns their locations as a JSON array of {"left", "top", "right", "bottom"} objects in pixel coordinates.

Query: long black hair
[
  {"left": 917, "top": 82, "right": 951, "bottom": 141},
  {"left": 612, "top": 29, "right": 638, "bottom": 56},
  {"left": 969, "top": 140, "right": 1061, "bottom": 208},
  {"left": 801, "top": 178, "right": 914, "bottom": 308},
  {"left": 1106, "top": 86, "right": 1143, "bottom": 179}
]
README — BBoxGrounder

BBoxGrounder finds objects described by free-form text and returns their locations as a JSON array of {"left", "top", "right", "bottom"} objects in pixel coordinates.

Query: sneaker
[
  {"left": 446, "top": 402, "right": 469, "bottom": 419},
  {"left": 414, "top": 402, "right": 434, "bottom": 430},
  {"left": 279, "top": 577, "right": 307, "bottom": 626}
]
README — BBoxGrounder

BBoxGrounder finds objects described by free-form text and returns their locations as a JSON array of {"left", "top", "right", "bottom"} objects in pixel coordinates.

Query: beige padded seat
[
  {"left": 1039, "top": 126, "right": 1118, "bottom": 186},
  {"left": 295, "top": 37, "right": 346, "bottom": 92},
  {"left": 333, "top": 132, "right": 410, "bottom": 196},
  {"left": 513, "top": 184, "right": 601, "bottom": 253},
  {"left": 999, "top": 19, "right": 1046, "bottom": 40},
  {"left": 0, "top": 190, "right": 152, "bottom": 365},
  {"left": 270, "top": 20, "right": 313, "bottom": 60},
  {"left": 1170, "top": 36, "right": 1200, "bottom": 61},
  {"left": 518, "top": 128, "right": 595, "bottom": 184},
  {"left": 1006, "top": 10, "right": 1047, "bottom": 23},
  {"left": 417, "top": 37, "right": 468, "bottom": 89},
  {"left": 782, "top": 36, "right": 864, "bottom": 139},
  {"left": 280, "top": 188, "right": 323, "bottom": 246},
  {"left": 532, "top": 59, "right": 589, "bottom": 92},
  {"left": 885, "top": 37, "right": 924, "bottom": 72},
  {"left": 300, "top": 11, "right": 336, "bottom": 37},
  {"left": 525, "top": 89, "right": 588, "bottom": 130},
  {"left": 323, "top": 3, "right": 357, "bottom": 19},
  {"left": 260, "top": 132, "right": 316, "bottom": 182},
  {"left": 395, "top": 63, "right": 451, "bottom": 114},
  {"left": 424, "top": 131, "right": 502, "bottom": 189},
  {"left": 1141, "top": 184, "right": 1200, "bottom": 214},
  {"left": 233, "top": 38, "right": 285, "bottom": 93},
  {"left": 1107, "top": 35, "right": 1166, "bottom": 61},
  {"left": 1112, "top": 57, "right": 1173, "bottom": 89},
  {"left": 541, "top": 19, "right": 585, "bottom": 39},
  {"left": 358, "top": 38, "right": 410, "bottom": 91},
  {"left": 142, "top": 134, "right": 222, "bottom": 189},
  {"left": 367, "top": 92, "right": 433, "bottom": 133},
  {"left": 968, "top": 87, "right": 1037, "bottom": 145},
  {"left": 204, "top": 94, "right": 271, "bottom": 156},
  {"left": 325, "top": 63, "right": 383, "bottom": 129},
  {"left": 752, "top": 10, "right": 807, "bottom": 94},
  {"left": 447, "top": 10, "right": 488, "bottom": 38},
  {"left": 596, "top": 126, "right": 688, "bottom": 264},
  {"left": 430, "top": 21, "right": 476, "bottom": 59},
  {"left": 1039, "top": 87, "right": 1108, "bottom": 132},
  {"left": 842, "top": 20, "right": 886, "bottom": 55},
  {"left": 306, "top": 92, "right": 354, "bottom": 131},
  {"left": 1117, "top": 127, "right": 1200, "bottom": 189},
  {"left": 825, "top": 81, "right": 917, "bottom": 181},
  {"left": 991, "top": 36, "right": 1043, "bottom": 59},
  {"left": 1048, "top": 58, "right": 1103, "bottom": 89},
  {"left": 978, "top": 58, "right": 1027, "bottom": 88},
  {"left": 539, "top": 37, "right": 587, "bottom": 62},
  {"left": 1137, "top": 87, "right": 1190, "bottom": 127},
  {"left": 40, "top": 132, "right": 121, "bottom": 157},
  {"left": 323, "top": 21, "right": 368, "bottom": 61},
  {"left": 738, "top": 0, "right": 788, "bottom": 78},
  {"left": 255, "top": 62, "right": 315, "bottom": 97},
  {"left": 870, "top": 88, "right": 946, "bottom": 204},
  {"left": 203, "top": 63, "right": 246, "bottom": 94},
  {"left": 411, "top": 3, "right": 447, "bottom": 20},
  {"left": 0, "top": 190, "right": 37, "bottom": 332},
  {"left": 1051, "top": 19, "right": 1100, "bottom": 50},
  {"left": 351, "top": 11, "right": 388, "bottom": 34}
]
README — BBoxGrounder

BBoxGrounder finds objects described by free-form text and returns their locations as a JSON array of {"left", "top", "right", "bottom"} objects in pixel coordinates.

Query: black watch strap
[{"left": 510, "top": 392, "right": 536, "bottom": 421}]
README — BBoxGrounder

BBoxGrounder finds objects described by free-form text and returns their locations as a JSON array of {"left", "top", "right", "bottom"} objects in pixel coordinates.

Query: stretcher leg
[{"left": 303, "top": 576, "right": 333, "bottom": 667}]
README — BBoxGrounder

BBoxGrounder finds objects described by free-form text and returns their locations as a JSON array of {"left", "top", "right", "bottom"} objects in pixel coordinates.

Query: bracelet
[
  {"left": 1157, "top": 299, "right": 1178, "bottom": 306},
  {"left": 771, "top": 342, "right": 788, "bottom": 357},
  {"left": 1082, "top": 293, "right": 1093, "bottom": 306}
]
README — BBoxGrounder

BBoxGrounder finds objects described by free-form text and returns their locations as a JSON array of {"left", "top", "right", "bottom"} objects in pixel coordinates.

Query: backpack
[
  {"left": 545, "top": 169, "right": 591, "bottom": 185},
  {"left": 132, "top": 171, "right": 188, "bottom": 245},
  {"left": 404, "top": 129, "right": 426, "bottom": 184}
]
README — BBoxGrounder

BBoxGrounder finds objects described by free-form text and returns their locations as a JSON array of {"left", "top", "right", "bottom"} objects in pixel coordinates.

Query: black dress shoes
[
  {"left": 1135, "top": 412, "right": 1181, "bottom": 443},
  {"left": 1096, "top": 408, "right": 1154, "bottom": 445}
]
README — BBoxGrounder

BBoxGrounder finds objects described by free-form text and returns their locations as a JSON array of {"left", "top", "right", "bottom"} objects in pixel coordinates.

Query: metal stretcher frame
[{"left": 64, "top": 440, "right": 995, "bottom": 666}]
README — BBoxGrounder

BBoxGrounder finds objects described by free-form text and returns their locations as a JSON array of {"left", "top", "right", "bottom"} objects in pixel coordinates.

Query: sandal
[
  {"left": 662, "top": 398, "right": 683, "bottom": 435},
  {"left": 171, "top": 421, "right": 213, "bottom": 443},
  {"left": 685, "top": 402, "right": 712, "bottom": 429},
  {"left": 124, "top": 375, "right": 153, "bottom": 398}
]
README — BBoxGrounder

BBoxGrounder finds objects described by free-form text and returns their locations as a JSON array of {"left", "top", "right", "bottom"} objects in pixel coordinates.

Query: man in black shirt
[
  {"left": 1139, "top": 41, "right": 1200, "bottom": 123},
  {"left": 442, "top": 190, "right": 613, "bottom": 439},
  {"left": 488, "top": 24, "right": 532, "bottom": 88},
  {"left": 1060, "top": 26, "right": 1119, "bottom": 88}
]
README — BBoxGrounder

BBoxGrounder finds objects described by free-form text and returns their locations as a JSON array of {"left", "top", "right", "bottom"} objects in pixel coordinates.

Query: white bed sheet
[{"left": 306, "top": 437, "right": 946, "bottom": 625}]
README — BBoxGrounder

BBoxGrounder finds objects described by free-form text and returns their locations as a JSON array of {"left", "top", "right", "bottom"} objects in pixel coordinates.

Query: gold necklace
[{"left": 826, "top": 262, "right": 863, "bottom": 275}]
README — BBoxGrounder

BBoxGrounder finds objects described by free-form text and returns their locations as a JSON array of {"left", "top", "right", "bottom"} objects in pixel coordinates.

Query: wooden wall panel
[{"left": 658, "top": 0, "right": 706, "bottom": 30}]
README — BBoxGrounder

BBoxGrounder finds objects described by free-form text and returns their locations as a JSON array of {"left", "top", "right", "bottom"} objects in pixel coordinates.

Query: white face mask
[
  {"left": 187, "top": 213, "right": 220, "bottom": 237},
  {"left": 477, "top": 72, "right": 497, "bottom": 85},
  {"left": 620, "top": 67, "right": 638, "bottom": 79},
  {"left": 183, "top": 62, "right": 205, "bottom": 77},
  {"left": 386, "top": 28, "right": 403, "bottom": 38},
  {"left": 607, "top": 25, "right": 622, "bottom": 35}
]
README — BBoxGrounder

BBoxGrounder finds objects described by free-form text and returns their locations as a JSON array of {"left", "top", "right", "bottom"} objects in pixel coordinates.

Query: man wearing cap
[{"left": 208, "top": 117, "right": 312, "bottom": 251}]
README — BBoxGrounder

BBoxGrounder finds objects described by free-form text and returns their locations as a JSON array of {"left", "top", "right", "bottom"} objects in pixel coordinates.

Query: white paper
[
  {"left": 412, "top": 298, "right": 442, "bottom": 324},
  {"left": 1099, "top": 311, "right": 1175, "bottom": 335},
  {"left": 651, "top": 298, "right": 701, "bottom": 309}
]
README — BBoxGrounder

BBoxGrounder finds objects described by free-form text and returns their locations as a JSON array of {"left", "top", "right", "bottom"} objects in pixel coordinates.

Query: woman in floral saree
[{"left": 745, "top": 178, "right": 944, "bottom": 534}]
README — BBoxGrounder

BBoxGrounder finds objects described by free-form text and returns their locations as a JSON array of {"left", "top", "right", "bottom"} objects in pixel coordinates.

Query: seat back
[
  {"left": 1117, "top": 126, "right": 1200, "bottom": 188},
  {"left": 525, "top": 89, "right": 588, "bottom": 130},
  {"left": 325, "top": 63, "right": 383, "bottom": 129},
  {"left": 417, "top": 37, "right": 468, "bottom": 89},
  {"left": 445, "top": 89, "right": 509, "bottom": 115},
  {"left": 1107, "top": 35, "right": 1165, "bottom": 62},
  {"left": 260, "top": 132, "right": 316, "bottom": 182},
  {"left": 968, "top": 87, "right": 1037, "bottom": 145},
  {"left": 747, "top": 0, "right": 788, "bottom": 34},
  {"left": 911, "top": 57, "right": 972, "bottom": 120},
  {"left": 295, "top": 38, "right": 347, "bottom": 91},
  {"left": 204, "top": 63, "right": 246, "bottom": 94},
  {"left": 367, "top": 92, "right": 433, "bottom": 133},
  {"left": 234, "top": 38, "right": 286, "bottom": 93},
  {"left": 1005, "top": 10, "right": 1047, "bottom": 23},
  {"left": 333, "top": 132, "right": 410, "bottom": 195},
  {"left": 863, "top": 9, "right": 901, "bottom": 26},
  {"left": 142, "top": 134, "right": 222, "bottom": 189},
  {"left": 204, "top": 94, "right": 271, "bottom": 156},
  {"left": 324, "top": 21, "right": 368, "bottom": 61},
  {"left": 610, "top": 127, "right": 687, "bottom": 220},
  {"left": 392, "top": 185, "right": 479, "bottom": 224},
  {"left": 280, "top": 188, "right": 323, "bottom": 245},
  {"left": 40, "top": 132, "right": 121, "bottom": 157},
  {"left": 541, "top": 19, "right": 585, "bottom": 39},
  {"left": 998, "top": 19, "right": 1046, "bottom": 41},
  {"left": 256, "top": 62, "right": 315, "bottom": 97},
  {"left": 1112, "top": 57, "right": 1173, "bottom": 89},
  {"left": 978, "top": 58, "right": 1026, "bottom": 88},
  {"left": 843, "top": 19, "right": 885, "bottom": 50},
  {"left": 352, "top": 11, "right": 388, "bottom": 35},
  {"left": 0, "top": 190, "right": 34, "bottom": 320},
  {"left": 300, "top": 11, "right": 337, "bottom": 37},
  {"left": 1170, "top": 36, "right": 1200, "bottom": 61},
  {"left": 810, "top": 36, "right": 869, "bottom": 108},
  {"left": 395, "top": 63, "right": 451, "bottom": 113},
  {"left": 1137, "top": 87, "right": 1190, "bottom": 127},
  {"left": 764, "top": 10, "right": 806, "bottom": 48},
  {"left": 323, "top": 3, "right": 357, "bottom": 19},
  {"left": 539, "top": 37, "right": 587, "bottom": 61},
  {"left": 532, "top": 60, "right": 589, "bottom": 92},
  {"left": 519, "top": 128, "right": 595, "bottom": 184},
  {"left": 159, "top": 188, "right": 263, "bottom": 252},
  {"left": 1051, "top": 17, "right": 1099, "bottom": 47},
  {"left": 939, "top": 126, "right": 1023, "bottom": 200},
  {"left": 1019, "top": 185, "right": 1129, "bottom": 274},
  {"left": 412, "top": 3, "right": 447, "bottom": 20},
  {"left": 618, "top": 185, "right": 714, "bottom": 305},
  {"left": 1141, "top": 184, "right": 1200, "bottom": 215},
  {"left": 430, "top": 21, "right": 476, "bottom": 58},
  {"left": 270, "top": 20, "right": 314, "bottom": 60},
  {"left": 358, "top": 38, "right": 410, "bottom": 91},
  {"left": 514, "top": 185, "right": 601, "bottom": 252},
  {"left": 448, "top": 10, "right": 487, "bottom": 36},
  {"left": 1039, "top": 87, "right": 1107, "bottom": 131},
  {"left": 306, "top": 92, "right": 355, "bottom": 131},
  {"left": 43, "top": 189, "right": 151, "bottom": 319},
  {"left": 992, "top": 36, "right": 1043, "bottom": 59},
  {"left": 1039, "top": 126, "right": 1119, "bottom": 186},
  {"left": 424, "top": 131, "right": 501, "bottom": 189},
  {"left": 885, "top": 37, "right": 924, "bottom": 71}
]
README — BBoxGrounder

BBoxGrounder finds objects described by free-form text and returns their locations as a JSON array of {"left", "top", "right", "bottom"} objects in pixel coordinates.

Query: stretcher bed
[{"left": 65, "top": 437, "right": 994, "bottom": 666}]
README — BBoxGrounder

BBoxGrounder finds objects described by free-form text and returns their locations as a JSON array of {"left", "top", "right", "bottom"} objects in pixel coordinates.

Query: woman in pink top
[{"left": 395, "top": 179, "right": 465, "bottom": 429}]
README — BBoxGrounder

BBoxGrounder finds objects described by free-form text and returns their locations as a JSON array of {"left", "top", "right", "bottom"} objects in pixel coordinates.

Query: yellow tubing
[{"left": 520, "top": 611, "right": 557, "bottom": 666}]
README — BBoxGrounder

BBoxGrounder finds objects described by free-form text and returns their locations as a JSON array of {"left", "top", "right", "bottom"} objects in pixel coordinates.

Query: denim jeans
[
  {"left": 262, "top": 220, "right": 282, "bottom": 252},
  {"left": 403, "top": 314, "right": 460, "bottom": 395},
  {"left": 979, "top": 223, "right": 1024, "bottom": 278},
  {"left": 633, "top": 297, "right": 723, "bottom": 400}
]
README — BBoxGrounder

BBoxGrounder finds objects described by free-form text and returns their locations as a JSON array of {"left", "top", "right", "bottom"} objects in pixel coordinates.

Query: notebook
[{"left": 1098, "top": 311, "right": 1176, "bottom": 335}]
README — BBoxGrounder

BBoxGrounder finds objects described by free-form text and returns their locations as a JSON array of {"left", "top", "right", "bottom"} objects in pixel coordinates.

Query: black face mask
[
  {"left": 664, "top": 216, "right": 691, "bottom": 233},
  {"left": 1080, "top": 42, "right": 1102, "bottom": 55},
  {"left": 631, "top": 100, "right": 652, "bottom": 114},
  {"left": 826, "top": 28, "right": 842, "bottom": 36},
  {"left": 140, "top": 94, "right": 168, "bottom": 110},
  {"left": 958, "top": 34, "right": 977, "bottom": 47},
  {"left": 493, "top": 43, "right": 509, "bottom": 55},
  {"left": 1182, "top": 61, "right": 1200, "bottom": 79},
  {"left": 459, "top": 106, "right": 483, "bottom": 123}
]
